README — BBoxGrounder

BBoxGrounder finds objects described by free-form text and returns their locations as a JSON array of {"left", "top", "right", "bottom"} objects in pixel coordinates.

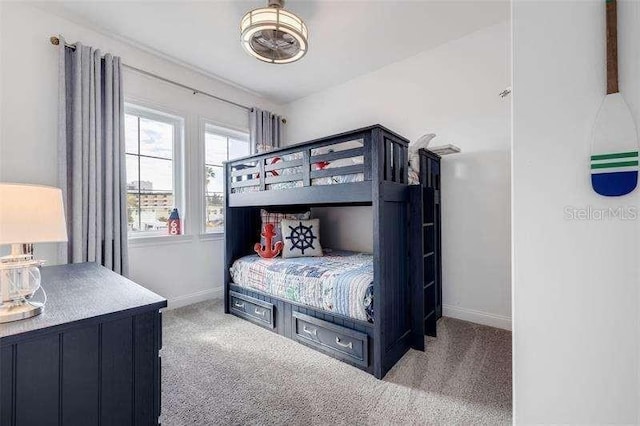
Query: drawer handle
[
  {"left": 233, "top": 301, "right": 245, "bottom": 309},
  {"left": 302, "top": 325, "right": 317, "bottom": 336},
  {"left": 335, "top": 337, "right": 353, "bottom": 350},
  {"left": 254, "top": 307, "right": 266, "bottom": 316}
]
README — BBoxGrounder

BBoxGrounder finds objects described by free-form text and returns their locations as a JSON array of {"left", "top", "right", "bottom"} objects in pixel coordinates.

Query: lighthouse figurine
[{"left": 168, "top": 208, "right": 181, "bottom": 236}]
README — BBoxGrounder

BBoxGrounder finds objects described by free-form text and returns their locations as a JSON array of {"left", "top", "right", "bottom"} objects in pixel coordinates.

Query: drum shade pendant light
[{"left": 240, "top": 0, "right": 308, "bottom": 64}]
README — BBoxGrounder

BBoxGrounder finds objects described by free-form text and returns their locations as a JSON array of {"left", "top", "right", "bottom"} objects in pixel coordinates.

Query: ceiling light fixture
[{"left": 240, "top": 0, "right": 308, "bottom": 64}]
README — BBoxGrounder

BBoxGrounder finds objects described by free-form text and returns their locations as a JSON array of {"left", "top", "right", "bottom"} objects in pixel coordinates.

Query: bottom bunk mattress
[{"left": 229, "top": 251, "right": 374, "bottom": 322}]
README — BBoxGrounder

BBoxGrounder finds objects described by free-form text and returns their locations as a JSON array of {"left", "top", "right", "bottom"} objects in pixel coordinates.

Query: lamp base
[{"left": 0, "top": 302, "right": 43, "bottom": 323}]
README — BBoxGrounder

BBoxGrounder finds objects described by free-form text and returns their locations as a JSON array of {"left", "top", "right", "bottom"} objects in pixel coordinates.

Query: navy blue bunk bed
[{"left": 223, "top": 125, "right": 425, "bottom": 379}]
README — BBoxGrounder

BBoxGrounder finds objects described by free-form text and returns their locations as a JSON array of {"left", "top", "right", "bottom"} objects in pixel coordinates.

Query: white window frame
[
  {"left": 124, "top": 103, "right": 185, "bottom": 239},
  {"left": 201, "top": 120, "right": 250, "bottom": 235}
]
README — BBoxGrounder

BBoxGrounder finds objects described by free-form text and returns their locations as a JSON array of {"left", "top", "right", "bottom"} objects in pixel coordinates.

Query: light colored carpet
[{"left": 161, "top": 299, "right": 512, "bottom": 425}]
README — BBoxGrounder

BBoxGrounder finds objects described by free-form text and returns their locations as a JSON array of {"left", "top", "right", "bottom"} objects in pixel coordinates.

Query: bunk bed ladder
[
  {"left": 409, "top": 185, "right": 438, "bottom": 342},
  {"left": 415, "top": 149, "right": 442, "bottom": 339},
  {"left": 421, "top": 186, "right": 438, "bottom": 337},
  {"left": 409, "top": 186, "right": 425, "bottom": 350},
  {"left": 424, "top": 151, "right": 443, "bottom": 321}
]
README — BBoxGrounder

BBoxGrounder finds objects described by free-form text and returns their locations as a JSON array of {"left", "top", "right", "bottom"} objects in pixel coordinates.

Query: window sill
[
  {"left": 128, "top": 234, "right": 194, "bottom": 248},
  {"left": 199, "top": 232, "right": 224, "bottom": 242}
]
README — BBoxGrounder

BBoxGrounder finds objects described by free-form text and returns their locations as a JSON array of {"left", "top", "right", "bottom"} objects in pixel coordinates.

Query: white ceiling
[{"left": 34, "top": 1, "right": 509, "bottom": 104}]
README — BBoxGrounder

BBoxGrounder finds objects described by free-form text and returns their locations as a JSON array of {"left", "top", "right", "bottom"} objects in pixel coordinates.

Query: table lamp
[{"left": 0, "top": 183, "right": 68, "bottom": 323}]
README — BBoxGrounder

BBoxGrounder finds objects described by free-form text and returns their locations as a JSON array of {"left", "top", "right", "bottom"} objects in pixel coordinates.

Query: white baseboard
[
  {"left": 443, "top": 304, "right": 512, "bottom": 331},
  {"left": 167, "top": 287, "right": 223, "bottom": 310}
]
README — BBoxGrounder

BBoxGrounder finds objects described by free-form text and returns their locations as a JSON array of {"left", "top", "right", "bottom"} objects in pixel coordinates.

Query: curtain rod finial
[{"left": 50, "top": 36, "right": 60, "bottom": 46}]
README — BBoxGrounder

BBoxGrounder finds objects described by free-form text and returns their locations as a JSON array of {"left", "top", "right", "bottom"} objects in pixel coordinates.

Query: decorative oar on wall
[{"left": 591, "top": 0, "right": 638, "bottom": 196}]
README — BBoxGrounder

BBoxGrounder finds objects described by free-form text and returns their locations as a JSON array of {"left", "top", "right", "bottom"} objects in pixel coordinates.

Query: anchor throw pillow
[{"left": 280, "top": 218, "right": 323, "bottom": 258}]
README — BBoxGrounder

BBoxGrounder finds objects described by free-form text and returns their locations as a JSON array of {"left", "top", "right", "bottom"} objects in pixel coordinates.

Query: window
[
  {"left": 125, "top": 105, "right": 184, "bottom": 237},
  {"left": 204, "top": 123, "right": 250, "bottom": 233}
]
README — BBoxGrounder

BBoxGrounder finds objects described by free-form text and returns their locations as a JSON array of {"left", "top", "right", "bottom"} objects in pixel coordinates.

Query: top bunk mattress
[
  {"left": 233, "top": 173, "right": 365, "bottom": 193},
  {"left": 229, "top": 250, "right": 374, "bottom": 323}
]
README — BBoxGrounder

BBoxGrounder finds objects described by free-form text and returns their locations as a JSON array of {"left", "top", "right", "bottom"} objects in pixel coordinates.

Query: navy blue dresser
[{"left": 0, "top": 263, "right": 166, "bottom": 426}]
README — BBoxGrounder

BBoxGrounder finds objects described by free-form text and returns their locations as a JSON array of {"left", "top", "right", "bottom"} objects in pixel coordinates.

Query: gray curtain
[
  {"left": 58, "top": 37, "right": 129, "bottom": 275},
  {"left": 249, "top": 107, "right": 283, "bottom": 153}
]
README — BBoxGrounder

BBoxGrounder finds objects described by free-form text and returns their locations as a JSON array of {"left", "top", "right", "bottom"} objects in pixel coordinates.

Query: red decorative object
[
  {"left": 256, "top": 157, "right": 281, "bottom": 178},
  {"left": 254, "top": 223, "right": 283, "bottom": 258},
  {"left": 168, "top": 208, "right": 181, "bottom": 236},
  {"left": 314, "top": 161, "right": 330, "bottom": 170}
]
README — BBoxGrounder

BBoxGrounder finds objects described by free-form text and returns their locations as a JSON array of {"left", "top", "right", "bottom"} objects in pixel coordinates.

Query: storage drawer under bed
[
  {"left": 230, "top": 291, "right": 275, "bottom": 329},
  {"left": 292, "top": 311, "right": 369, "bottom": 367}
]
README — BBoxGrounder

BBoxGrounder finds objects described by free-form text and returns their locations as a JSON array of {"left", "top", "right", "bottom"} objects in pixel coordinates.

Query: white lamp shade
[{"left": 0, "top": 183, "right": 68, "bottom": 245}]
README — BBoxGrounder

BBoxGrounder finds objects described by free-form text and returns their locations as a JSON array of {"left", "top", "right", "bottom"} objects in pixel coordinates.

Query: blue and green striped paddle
[{"left": 591, "top": 0, "right": 638, "bottom": 196}]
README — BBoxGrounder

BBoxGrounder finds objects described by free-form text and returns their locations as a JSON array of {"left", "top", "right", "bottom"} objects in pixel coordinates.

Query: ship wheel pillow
[{"left": 280, "top": 218, "right": 323, "bottom": 258}]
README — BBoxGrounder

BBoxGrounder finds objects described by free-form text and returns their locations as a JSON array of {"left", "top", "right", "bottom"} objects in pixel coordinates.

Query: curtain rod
[{"left": 50, "top": 36, "right": 286, "bottom": 123}]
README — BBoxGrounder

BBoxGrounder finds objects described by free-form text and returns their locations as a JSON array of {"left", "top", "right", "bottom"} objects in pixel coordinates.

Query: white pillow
[
  {"left": 280, "top": 218, "right": 323, "bottom": 258},
  {"left": 408, "top": 133, "right": 437, "bottom": 171},
  {"left": 327, "top": 158, "right": 355, "bottom": 169}
]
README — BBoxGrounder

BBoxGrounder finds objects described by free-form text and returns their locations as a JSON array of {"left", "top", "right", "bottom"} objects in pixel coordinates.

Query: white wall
[
  {"left": 513, "top": 0, "right": 639, "bottom": 423},
  {"left": 284, "top": 21, "right": 511, "bottom": 330},
  {"left": 0, "top": 2, "right": 281, "bottom": 307}
]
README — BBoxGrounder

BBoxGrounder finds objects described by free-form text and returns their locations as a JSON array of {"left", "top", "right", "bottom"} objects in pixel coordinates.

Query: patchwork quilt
[{"left": 229, "top": 250, "right": 374, "bottom": 322}]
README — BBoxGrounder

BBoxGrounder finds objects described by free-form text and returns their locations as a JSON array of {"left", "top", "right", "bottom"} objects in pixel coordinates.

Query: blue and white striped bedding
[{"left": 229, "top": 250, "right": 374, "bottom": 322}]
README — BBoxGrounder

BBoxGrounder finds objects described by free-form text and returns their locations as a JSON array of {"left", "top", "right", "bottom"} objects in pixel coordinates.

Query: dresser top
[{"left": 0, "top": 262, "right": 167, "bottom": 342}]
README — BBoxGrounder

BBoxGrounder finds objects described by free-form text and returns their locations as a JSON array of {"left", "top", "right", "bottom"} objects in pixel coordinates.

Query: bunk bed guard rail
[{"left": 226, "top": 126, "right": 409, "bottom": 198}]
